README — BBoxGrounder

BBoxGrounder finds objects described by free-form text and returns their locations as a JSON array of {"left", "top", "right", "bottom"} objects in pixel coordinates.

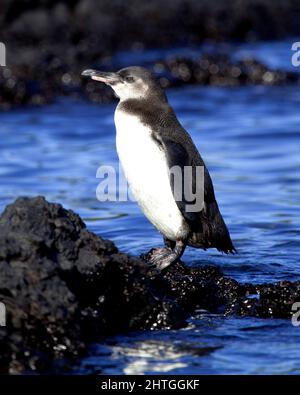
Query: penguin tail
[{"left": 188, "top": 202, "right": 237, "bottom": 254}]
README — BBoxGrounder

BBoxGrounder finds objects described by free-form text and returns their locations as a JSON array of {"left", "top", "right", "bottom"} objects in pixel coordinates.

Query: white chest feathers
[{"left": 114, "top": 108, "right": 184, "bottom": 240}]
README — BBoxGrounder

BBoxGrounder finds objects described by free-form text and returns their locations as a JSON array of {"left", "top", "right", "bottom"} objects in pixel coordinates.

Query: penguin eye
[{"left": 125, "top": 76, "right": 134, "bottom": 83}]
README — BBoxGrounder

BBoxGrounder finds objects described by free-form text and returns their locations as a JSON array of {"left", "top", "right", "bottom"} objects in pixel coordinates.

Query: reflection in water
[{"left": 77, "top": 314, "right": 300, "bottom": 374}]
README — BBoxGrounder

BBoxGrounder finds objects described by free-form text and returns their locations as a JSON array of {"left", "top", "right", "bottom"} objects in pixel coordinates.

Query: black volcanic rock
[
  {"left": 155, "top": 55, "right": 300, "bottom": 88},
  {"left": 2, "top": 52, "right": 300, "bottom": 110},
  {"left": 0, "top": 196, "right": 299, "bottom": 373},
  {"left": 0, "top": 197, "right": 187, "bottom": 373}
]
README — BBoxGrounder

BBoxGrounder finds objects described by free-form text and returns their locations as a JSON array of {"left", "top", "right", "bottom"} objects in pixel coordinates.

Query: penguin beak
[{"left": 81, "top": 69, "right": 121, "bottom": 85}]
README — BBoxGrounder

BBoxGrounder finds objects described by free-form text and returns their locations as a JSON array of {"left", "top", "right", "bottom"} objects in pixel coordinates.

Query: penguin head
[{"left": 82, "top": 66, "right": 163, "bottom": 101}]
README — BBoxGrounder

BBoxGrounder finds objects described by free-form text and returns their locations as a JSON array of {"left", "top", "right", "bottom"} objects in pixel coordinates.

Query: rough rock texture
[{"left": 0, "top": 196, "right": 299, "bottom": 373}]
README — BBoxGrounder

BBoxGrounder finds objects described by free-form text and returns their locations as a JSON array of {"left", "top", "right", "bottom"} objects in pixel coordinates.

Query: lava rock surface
[{"left": 0, "top": 196, "right": 299, "bottom": 373}]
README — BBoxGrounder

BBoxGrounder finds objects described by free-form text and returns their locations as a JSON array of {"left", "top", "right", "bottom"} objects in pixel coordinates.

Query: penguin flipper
[
  {"left": 154, "top": 135, "right": 236, "bottom": 254},
  {"left": 153, "top": 134, "right": 205, "bottom": 222}
]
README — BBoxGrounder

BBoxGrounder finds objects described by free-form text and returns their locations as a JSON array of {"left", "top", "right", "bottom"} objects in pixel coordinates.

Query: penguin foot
[
  {"left": 141, "top": 240, "right": 186, "bottom": 274},
  {"left": 141, "top": 247, "right": 170, "bottom": 263},
  {"left": 141, "top": 247, "right": 178, "bottom": 273}
]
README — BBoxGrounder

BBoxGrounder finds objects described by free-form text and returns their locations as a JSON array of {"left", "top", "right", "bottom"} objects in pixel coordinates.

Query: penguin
[{"left": 82, "top": 66, "right": 236, "bottom": 271}]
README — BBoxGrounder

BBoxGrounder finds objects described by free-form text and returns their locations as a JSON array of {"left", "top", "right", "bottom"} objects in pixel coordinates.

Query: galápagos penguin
[{"left": 82, "top": 66, "right": 236, "bottom": 272}]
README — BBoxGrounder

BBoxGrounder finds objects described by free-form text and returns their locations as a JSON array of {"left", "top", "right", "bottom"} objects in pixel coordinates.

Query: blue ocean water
[{"left": 1, "top": 41, "right": 300, "bottom": 374}]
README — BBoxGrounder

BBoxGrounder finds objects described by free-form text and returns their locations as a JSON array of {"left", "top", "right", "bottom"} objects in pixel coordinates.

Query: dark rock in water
[
  {"left": 0, "top": 53, "right": 300, "bottom": 109},
  {"left": 1, "top": 51, "right": 300, "bottom": 110},
  {"left": 0, "top": 197, "right": 299, "bottom": 373},
  {"left": 0, "top": 47, "right": 116, "bottom": 110},
  {"left": 231, "top": 281, "right": 300, "bottom": 318},
  {"left": 155, "top": 54, "right": 300, "bottom": 88}
]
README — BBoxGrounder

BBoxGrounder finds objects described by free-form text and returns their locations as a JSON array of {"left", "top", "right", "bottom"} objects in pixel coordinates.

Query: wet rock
[
  {"left": 0, "top": 197, "right": 187, "bottom": 373},
  {"left": 2, "top": 52, "right": 299, "bottom": 110},
  {"left": 0, "top": 46, "right": 115, "bottom": 109},
  {"left": 236, "top": 281, "right": 300, "bottom": 318},
  {"left": 0, "top": 196, "right": 299, "bottom": 373},
  {"left": 155, "top": 55, "right": 300, "bottom": 88}
]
